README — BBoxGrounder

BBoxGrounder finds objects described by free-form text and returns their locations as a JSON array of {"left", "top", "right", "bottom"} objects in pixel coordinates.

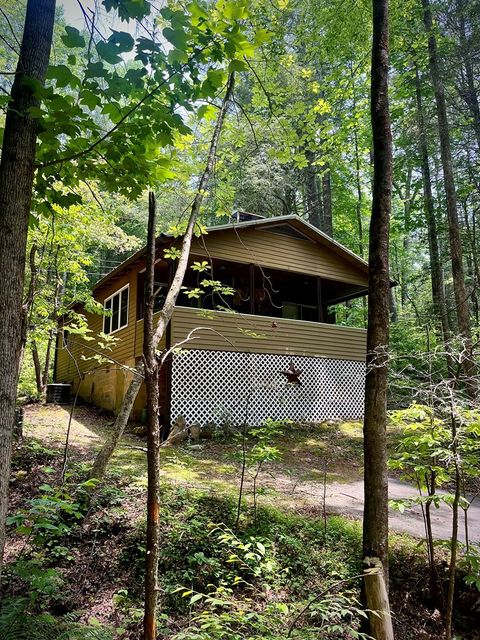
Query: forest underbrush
[{"left": 1, "top": 406, "right": 479, "bottom": 639}]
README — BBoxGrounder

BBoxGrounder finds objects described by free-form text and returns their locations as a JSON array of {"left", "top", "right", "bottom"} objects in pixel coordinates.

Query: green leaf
[
  {"left": 109, "top": 30, "right": 135, "bottom": 53},
  {"left": 189, "top": 593, "right": 204, "bottom": 604},
  {"left": 223, "top": 1, "right": 248, "bottom": 20},
  {"left": 197, "top": 104, "right": 217, "bottom": 120},
  {"left": 80, "top": 90, "right": 101, "bottom": 110},
  {"left": 47, "top": 65, "right": 80, "bottom": 89},
  {"left": 167, "top": 48, "right": 189, "bottom": 65},
  {"left": 96, "top": 41, "right": 122, "bottom": 64},
  {"left": 228, "top": 59, "right": 248, "bottom": 73},
  {"left": 103, "top": 0, "right": 150, "bottom": 21},
  {"left": 163, "top": 27, "right": 188, "bottom": 51},
  {"left": 61, "top": 26, "right": 85, "bottom": 49}
]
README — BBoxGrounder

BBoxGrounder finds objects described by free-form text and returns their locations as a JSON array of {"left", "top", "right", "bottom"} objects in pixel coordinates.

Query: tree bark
[
  {"left": 321, "top": 167, "right": 333, "bottom": 237},
  {"left": 456, "top": 0, "right": 480, "bottom": 152},
  {"left": 363, "top": 0, "right": 393, "bottom": 598},
  {"left": 143, "top": 192, "right": 161, "bottom": 640},
  {"left": 32, "top": 341, "right": 43, "bottom": 395},
  {"left": 89, "top": 73, "right": 236, "bottom": 481},
  {"left": 0, "top": 0, "right": 55, "bottom": 573},
  {"left": 304, "top": 151, "right": 323, "bottom": 229},
  {"left": 414, "top": 65, "right": 451, "bottom": 346},
  {"left": 422, "top": 0, "right": 476, "bottom": 390}
]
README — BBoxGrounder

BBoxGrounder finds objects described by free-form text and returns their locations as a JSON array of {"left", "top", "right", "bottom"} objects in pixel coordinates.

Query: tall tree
[
  {"left": 414, "top": 65, "right": 451, "bottom": 348},
  {"left": 362, "top": 0, "right": 394, "bottom": 635},
  {"left": 422, "top": 0, "right": 476, "bottom": 388},
  {"left": 0, "top": 0, "right": 56, "bottom": 573},
  {"left": 143, "top": 192, "right": 161, "bottom": 640}
]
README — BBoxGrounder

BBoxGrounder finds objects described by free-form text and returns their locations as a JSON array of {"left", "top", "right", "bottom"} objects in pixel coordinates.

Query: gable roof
[{"left": 92, "top": 214, "right": 368, "bottom": 293}]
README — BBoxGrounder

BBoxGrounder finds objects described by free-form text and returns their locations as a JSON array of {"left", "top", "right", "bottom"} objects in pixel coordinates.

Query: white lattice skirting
[{"left": 170, "top": 349, "right": 365, "bottom": 426}]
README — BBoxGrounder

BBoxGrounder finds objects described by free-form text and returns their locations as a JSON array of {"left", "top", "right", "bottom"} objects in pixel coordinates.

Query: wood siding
[
  {"left": 55, "top": 268, "right": 141, "bottom": 393},
  {"left": 54, "top": 221, "right": 368, "bottom": 415},
  {"left": 190, "top": 228, "right": 368, "bottom": 286},
  {"left": 171, "top": 307, "right": 367, "bottom": 361}
]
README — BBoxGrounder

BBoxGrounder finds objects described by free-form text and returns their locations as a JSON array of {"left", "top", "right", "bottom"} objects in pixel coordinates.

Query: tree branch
[{"left": 35, "top": 45, "right": 210, "bottom": 169}]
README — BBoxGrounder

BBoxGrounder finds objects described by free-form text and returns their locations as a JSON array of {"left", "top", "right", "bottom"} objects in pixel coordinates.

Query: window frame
[{"left": 103, "top": 284, "right": 129, "bottom": 335}]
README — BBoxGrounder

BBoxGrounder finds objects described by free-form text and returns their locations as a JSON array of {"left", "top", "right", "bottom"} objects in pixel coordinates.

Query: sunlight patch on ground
[{"left": 24, "top": 405, "right": 103, "bottom": 448}]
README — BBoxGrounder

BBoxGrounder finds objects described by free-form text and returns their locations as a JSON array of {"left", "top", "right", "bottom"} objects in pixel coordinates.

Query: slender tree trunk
[
  {"left": 352, "top": 81, "right": 367, "bottom": 325},
  {"left": 304, "top": 151, "right": 323, "bottom": 229},
  {"left": 445, "top": 412, "right": 461, "bottom": 640},
  {"left": 422, "top": 0, "right": 476, "bottom": 390},
  {"left": 354, "top": 130, "right": 365, "bottom": 258},
  {"left": 32, "top": 341, "right": 43, "bottom": 395},
  {"left": 43, "top": 258, "right": 62, "bottom": 392},
  {"left": 322, "top": 167, "right": 333, "bottom": 237},
  {"left": 18, "top": 244, "right": 38, "bottom": 381},
  {"left": 42, "top": 329, "right": 54, "bottom": 392},
  {"left": 456, "top": 0, "right": 480, "bottom": 152},
  {"left": 89, "top": 73, "right": 236, "bottom": 481},
  {"left": 414, "top": 66, "right": 450, "bottom": 345},
  {"left": 389, "top": 288, "right": 398, "bottom": 323},
  {"left": 0, "top": 0, "right": 56, "bottom": 574},
  {"left": 143, "top": 193, "right": 161, "bottom": 640},
  {"left": 363, "top": 0, "right": 393, "bottom": 605}
]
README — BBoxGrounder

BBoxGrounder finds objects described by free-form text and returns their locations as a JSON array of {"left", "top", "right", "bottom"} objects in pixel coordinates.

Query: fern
[{"left": 0, "top": 602, "right": 115, "bottom": 640}]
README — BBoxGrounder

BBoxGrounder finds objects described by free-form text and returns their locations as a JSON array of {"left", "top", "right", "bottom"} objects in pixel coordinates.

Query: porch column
[
  {"left": 250, "top": 263, "right": 255, "bottom": 315},
  {"left": 317, "top": 276, "right": 325, "bottom": 322}
]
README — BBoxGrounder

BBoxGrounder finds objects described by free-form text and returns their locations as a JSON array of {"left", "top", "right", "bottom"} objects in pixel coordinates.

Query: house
[{"left": 54, "top": 214, "right": 369, "bottom": 428}]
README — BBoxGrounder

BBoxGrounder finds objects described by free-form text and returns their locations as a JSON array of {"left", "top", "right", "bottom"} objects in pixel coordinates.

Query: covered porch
[{"left": 136, "top": 254, "right": 368, "bottom": 325}]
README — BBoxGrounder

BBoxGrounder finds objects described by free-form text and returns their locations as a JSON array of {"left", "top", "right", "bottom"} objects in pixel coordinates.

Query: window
[{"left": 104, "top": 285, "right": 129, "bottom": 334}]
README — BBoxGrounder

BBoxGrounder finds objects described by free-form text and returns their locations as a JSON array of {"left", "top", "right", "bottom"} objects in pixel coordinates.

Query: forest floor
[
  {"left": 23, "top": 404, "right": 480, "bottom": 542},
  {"left": 2, "top": 403, "right": 479, "bottom": 640}
]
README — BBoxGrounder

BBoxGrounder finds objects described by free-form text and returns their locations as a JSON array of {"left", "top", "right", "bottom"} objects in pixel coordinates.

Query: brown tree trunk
[
  {"left": 143, "top": 193, "right": 161, "bottom": 640},
  {"left": 304, "top": 150, "right": 323, "bottom": 229},
  {"left": 42, "top": 329, "right": 54, "bottom": 392},
  {"left": 322, "top": 167, "right": 333, "bottom": 237},
  {"left": 445, "top": 409, "right": 461, "bottom": 640},
  {"left": 422, "top": 0, "right": 476, "bottom": 390},
  {"left": 32, "top": 341, "right": 43, "bottom": 395},
  {"left": 0, "top": 0, "right": 55, "bottom": 573},
  {"left": 414, "top": 65, "right": 451, "bottom": 346},
  {"left": 363, "top": 0, "right": 393, "bottom": 598},
  {"left": 89, "top": 73, "right": 236, "bottom": 482},
  {"left": 456, "top": 0, "right": 480, "bottom": 152},
  {"left": 354, "top": 129, "right": 365, "bottom": 258}
]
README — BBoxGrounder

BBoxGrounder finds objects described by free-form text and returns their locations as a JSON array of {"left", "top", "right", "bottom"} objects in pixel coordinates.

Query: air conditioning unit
[{"left": 46, "top": 383, "right": 72, "bottom": 404}]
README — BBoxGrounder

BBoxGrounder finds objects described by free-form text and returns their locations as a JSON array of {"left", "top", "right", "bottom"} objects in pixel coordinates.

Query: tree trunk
[
  {"left": 445, "top": 411, "right": 461, "bottom": 640},
  {"left": 414, "top": 65, "right": 451, "bottom": 346},
  {"left": 143, "top": 193, "right": 161, "bottom": 640},
  {"left": 89, "top": 73, "right": 236, "bottom": 482},
  {"left": 304, "top": 150, "right": 323, "bottom": 229},
  {"left": 363, "top": 0, "right": 393, "bottom": 599},
  {"left": 0, "top": 0, "right": 56, "bottom": 574},
  {"left": 32, "top": 341, "right": 43, "bottom": 395},
  {"left": 422, "top": 0, "right": 476, "bottom": 390},
  {"left": 322, "top": 167, "right": 333, "bottom": 237},
  {"left": 456, "top": 0, "right": 480, "bottom": 152},
  {"left": 42, "top": 329, "right": 54, "bottom": 392}
]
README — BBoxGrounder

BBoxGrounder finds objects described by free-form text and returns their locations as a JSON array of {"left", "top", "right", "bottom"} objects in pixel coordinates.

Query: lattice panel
[{"left": 170, "top": 349, "right": 365, "bottom": 426}]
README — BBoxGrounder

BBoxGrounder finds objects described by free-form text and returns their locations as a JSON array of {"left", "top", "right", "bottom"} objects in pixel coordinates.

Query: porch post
[
  {"left": 250, "top": 263, "right": 255, "bottom": 315},
  {"left": 317, "top": 276, "right": 325, "bottom": 322}
]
